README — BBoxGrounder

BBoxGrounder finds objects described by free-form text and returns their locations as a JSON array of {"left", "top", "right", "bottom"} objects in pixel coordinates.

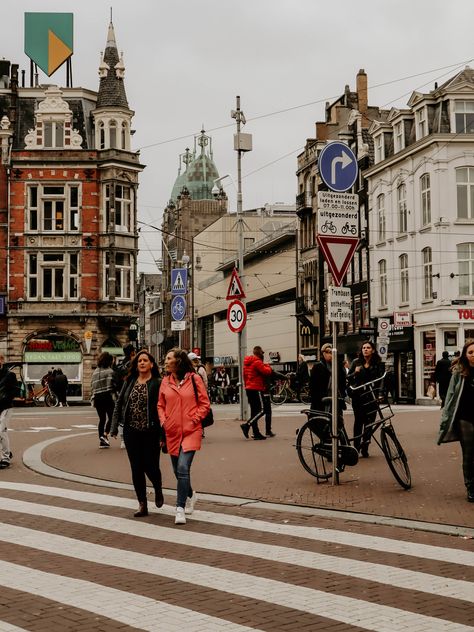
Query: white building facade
[{"left": 365, "top": 68, "right": 474, "bottom": 402}]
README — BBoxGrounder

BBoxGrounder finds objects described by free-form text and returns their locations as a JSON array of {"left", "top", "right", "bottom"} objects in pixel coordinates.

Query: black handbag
[{"left": 191, "top": 374, "right": 214, "bottom": 427}]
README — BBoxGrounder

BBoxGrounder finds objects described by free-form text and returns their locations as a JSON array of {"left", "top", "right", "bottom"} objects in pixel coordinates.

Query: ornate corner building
[{"left": 0, "top": 20, "right": 144, "bottom": 399}]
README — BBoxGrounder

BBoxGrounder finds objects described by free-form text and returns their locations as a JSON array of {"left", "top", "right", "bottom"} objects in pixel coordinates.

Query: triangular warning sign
[
  {"left": 226, "top": 268, "right": 246, "bottom": 300},
  {"left": 317, "top": 235, "right": 359, "bottom": 287}
]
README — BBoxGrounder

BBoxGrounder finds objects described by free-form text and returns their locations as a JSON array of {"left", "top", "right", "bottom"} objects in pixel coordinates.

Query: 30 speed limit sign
[{"left": 227, "top": 299, "right": 247, "bottom": 333}]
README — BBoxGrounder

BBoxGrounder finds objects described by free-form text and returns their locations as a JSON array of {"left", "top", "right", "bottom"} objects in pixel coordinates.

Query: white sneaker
[
  {"left": 185, "top": 492, "right": 197, "bottom": 515},
  {"left": 175, "top": 507, "right": 186, "bottom": 525},
  {"left": 120, "top": 439, "right": 126, "bottom": 449}
]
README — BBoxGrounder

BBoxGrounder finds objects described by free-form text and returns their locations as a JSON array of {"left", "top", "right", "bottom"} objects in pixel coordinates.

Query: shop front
[
  {"left": 23, "top": 332, "right": 83, "bottom": 399},
  {"left": 385, "top": 323, "right": 415, "bottom": 404}
]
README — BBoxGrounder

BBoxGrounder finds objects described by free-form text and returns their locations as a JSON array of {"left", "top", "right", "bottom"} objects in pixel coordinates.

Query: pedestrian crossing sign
[
  {"left": 226, "top": 268, "right": 245, "bottom": 300},
  {"left": 171, "top": 268, "right": 187, "bottom": 295}
]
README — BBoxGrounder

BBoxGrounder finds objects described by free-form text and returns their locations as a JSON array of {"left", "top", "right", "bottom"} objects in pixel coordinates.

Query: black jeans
[
  {"left": 245, "top": 389, "right": 265, "bottom": 436},
  {"left": 94, "top": 392, "right": 115, "bottom": 438},
  {"left": 263, "top": 393, "right": 272, "bottom": 434},
  {"left": 123, "top": 426, "right": 162, "bottom": 504},
  {"left": 458, "top": 419, "right": 474, "bottom": 493},
  {"left": 352, "top": 402, "right": 376, "bottom": 451}
]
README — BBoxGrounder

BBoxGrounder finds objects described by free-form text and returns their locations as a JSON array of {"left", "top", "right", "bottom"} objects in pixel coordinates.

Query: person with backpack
[{"left": 188, "top": 352, "right": 208, "bottom": 388}]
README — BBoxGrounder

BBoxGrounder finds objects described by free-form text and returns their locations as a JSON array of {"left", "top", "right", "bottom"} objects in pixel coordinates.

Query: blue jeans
[{"left": 170, "top": 448, "right": 195, "bottom": 508}]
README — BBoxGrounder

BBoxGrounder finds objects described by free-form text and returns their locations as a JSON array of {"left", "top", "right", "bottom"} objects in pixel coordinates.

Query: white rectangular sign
[
  {"left": 327, "top": 286, "right": 352, "bottom": 322},
  {"left": 394, "top": 311, "right": 412, "bottom": 326},
  {"left": 171, "top": 321, "right": 186, "bottom": 331},
  {"left": 317, "top": 208, "right": 359, "bottom": 238},
  {"left": 318, "top": 191, "right": 359, "bottom": 211},
  {"left": 378, "top": 318, "right": 391, "bottom": 334}
]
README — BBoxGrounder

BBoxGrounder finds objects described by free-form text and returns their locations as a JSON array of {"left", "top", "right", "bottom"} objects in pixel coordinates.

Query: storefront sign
[
  {"left": 25, "top": 351, "right": 82, "bottom": 363},
  {"left": 457, "top": 309, "right": 474, "bottom": 320},
  {"left": 268, "top": 351, "right": 280, "bottom": 363},
  {"left": 26, "top": 335, "right": 80, "bottom": 352},
  {"left": 394, "top": 311, "right": 412, "bottom": 327},
  {"left": 213, "top": 356, "right": 236, "bottom": 366}
]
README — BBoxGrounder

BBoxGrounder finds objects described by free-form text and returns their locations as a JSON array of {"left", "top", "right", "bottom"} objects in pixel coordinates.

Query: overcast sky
[{"left": 5, "top": 1, "right": 474, "bottom": 272}]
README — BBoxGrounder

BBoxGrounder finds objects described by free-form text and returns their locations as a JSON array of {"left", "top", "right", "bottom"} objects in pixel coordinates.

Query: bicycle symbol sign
[{"left": 171, "top": 295, "right": 186, "bottom": 321}]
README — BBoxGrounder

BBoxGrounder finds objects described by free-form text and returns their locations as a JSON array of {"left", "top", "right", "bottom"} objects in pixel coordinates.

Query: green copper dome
[{"left": 170, "top": 130, "right": 220, "bottom": 202}]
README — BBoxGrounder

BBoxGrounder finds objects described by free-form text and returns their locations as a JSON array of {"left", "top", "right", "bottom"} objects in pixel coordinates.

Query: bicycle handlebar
[{"left": 348, "top": 372, "right": 387, "bottom": 392}]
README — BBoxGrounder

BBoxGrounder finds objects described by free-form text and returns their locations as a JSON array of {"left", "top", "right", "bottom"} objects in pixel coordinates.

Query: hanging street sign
[
  {"left": 378, "top": 317, "right": 390, "bottom": 333},
  {"left": 171, "top": 295, "right": 186, "bottom": 321},
  {"left": 317, "top": 208, "right": 359, "bottom": 238},
  {"left": 171, "top": 321, "right": 186, "bottom": 331},
  {"left": 171, "top": 268, "right": 187, "bottom": 295},
  {"left": 317, "top": 191, "right": 358, "bottom": 211},
  {"left": 318, "top": 142, "right": 358, "bottom": 192},
  {"left": 226, "top": 268, "right": 246, "bottom": 300},
  {"left": 317, "top": 235, "right": 359, "bottom": 287},
  {"left": 227, "top": 299, "right": 247, "bottom": 333},
  {"left": 327, "top": 286, "right": 352, "bottom": 322},
  {"left": 25, "top": 13, "right": 74, "bottom": 76},
  {"left": 394, "top": 311, "right": 412, "bottom": 327}
]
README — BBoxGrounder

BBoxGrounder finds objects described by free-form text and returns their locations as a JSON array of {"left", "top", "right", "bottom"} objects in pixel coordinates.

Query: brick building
[{"left": 0, "top": 20, "right": 143, "bottom": 399}]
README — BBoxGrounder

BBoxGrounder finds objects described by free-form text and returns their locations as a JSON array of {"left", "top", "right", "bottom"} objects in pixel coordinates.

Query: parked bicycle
[
  {"left": 270, "top": 373, "right": 311, "bottom": 405},
  {"left": 27, "top": 381, "right": 59, "bottom": 407},
  {"left": 295, "top": 373, "right": 411, "bottom": 489}
]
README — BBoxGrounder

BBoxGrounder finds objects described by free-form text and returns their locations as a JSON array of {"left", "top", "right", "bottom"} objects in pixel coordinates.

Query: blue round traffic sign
[
  {"left": 318, "top": 142, "right": 358, "bottom": 192},
  {"left": 171, "top": 295, "right": 186, "bottom": 321}
]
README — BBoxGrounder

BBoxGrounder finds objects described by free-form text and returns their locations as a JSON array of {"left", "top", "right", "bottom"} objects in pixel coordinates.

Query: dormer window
[
  {"left": 394, "top": 121, "right": 404, "bottom": 152},
  {"left": 374, "top": 134, "right": 384, "bottom": 162},
  {"left": 44, "top": 121, "right": 64, "bottom": 148},
  {"left": 415, "top": 108, "right": 427, "bottom": 139},
  {"left": 455, "top": 101, "right": 474, "bottom": 133}
]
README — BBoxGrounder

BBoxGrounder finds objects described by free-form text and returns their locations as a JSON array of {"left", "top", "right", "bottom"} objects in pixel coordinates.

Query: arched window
[
  {"left": 422, "top": 247, "right": 432, "bottom": 300},
  {"left": 399, "top": 254, "right": 409, "bottom": 303},
  {"left": 397, "top": 183, "right": 407, "bottom": 234},
  {"left": 377, "top": 193, "right": 385, "bottom": 241},
  {"left": 99, "top": 122, "right": 105, "bottom": 150},
  {"left": 378, "top": 259, "right": 387, "bottom": 307},
  {"left": 121, "top": 122, "right": 127, "bottom": 149},
  {"left": 457, "top": 243, "right": 474, "bottom": 295},
  {"left": 109, "top": 120, "right": 117, "bottom": 148},
  {"left": 420, "top": 174, "right": 431, "bottom": 226}
]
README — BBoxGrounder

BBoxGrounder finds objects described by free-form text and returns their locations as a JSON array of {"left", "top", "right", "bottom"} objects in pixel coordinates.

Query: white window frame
[
  {"left": 26, "top": 184, "right": 81, "bottom": 232},
  {"left": 104, "top": 184, "right": 133, "bottom": 232},
  {"left": 420, "top": 173, "right": 431, "bottom": 226},
  {"left": 397, "top": 183, "right": 407, "bottom": 234},
  {"left": 105, "top": 251, "right": 134, "bottom": 300},
  {"left": 457, "top": 242, "right": 474, "bottom": 296},
  {"left": 378, "top": 259, "right": 387, "bottom": 308},
  {"left": 43, "top": 121, "right": 65, "bottom": 148},
  {"left": 415, "top": 107, "right": 427, "bottom": 139},
  {"left": 394, "top": 121, "right": 404, "bottom": 152},
  {"left": 374, "top": 134, "right": 384, "bottom": 162},
  {"left": 399, "top": 254, "right": 409, "bottom": 303},
  {"left": 456, "top": 167, "right": 474, "bottom": 219},
  {"left": 27, "top": 252, "right": 79, "bottom": 300},
  {"left": 377, "top": 193, "right": 386, "bottom": 241},
  {"left": 422, "top": 247, "right": 433, "bottom": 300},
  {"left": 454, "top": 100, "right": 474, "bottom": 134}
]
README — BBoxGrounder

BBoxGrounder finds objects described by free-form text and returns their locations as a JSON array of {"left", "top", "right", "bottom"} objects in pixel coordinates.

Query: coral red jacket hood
[{"left": 243, "top": 354, "right": 272, "bottom": 391}]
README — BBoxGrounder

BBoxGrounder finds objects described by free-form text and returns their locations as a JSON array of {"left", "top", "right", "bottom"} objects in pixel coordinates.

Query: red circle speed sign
[{"left": 227, "top": 299, "right": 247, "bottom": 333}]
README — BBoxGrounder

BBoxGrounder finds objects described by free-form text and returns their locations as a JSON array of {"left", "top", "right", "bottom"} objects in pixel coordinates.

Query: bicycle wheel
[
  {"left": 299, "top": 385, "right": 311, "bottom": 405},
  {"left": 45, "top": 392, "right": 58, "bottom": 407},
  {"left": 270, "top": 384, "right": 287, "bottom": 405},
  {"left": 295, "top": 419, "right": 332, "bottom": 481},
  {"left": 380, "top": 425, "right": 411, "bottom": 489}
]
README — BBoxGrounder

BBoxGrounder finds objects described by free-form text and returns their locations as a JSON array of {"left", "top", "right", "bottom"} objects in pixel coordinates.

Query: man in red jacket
[{"left": 240, "top": 345, "right": 273, "bottom": 440}]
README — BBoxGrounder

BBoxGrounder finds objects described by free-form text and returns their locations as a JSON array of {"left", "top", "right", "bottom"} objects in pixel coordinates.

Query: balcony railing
[{"left": 296, "top": 191, "right": 313, "bottom": 212}]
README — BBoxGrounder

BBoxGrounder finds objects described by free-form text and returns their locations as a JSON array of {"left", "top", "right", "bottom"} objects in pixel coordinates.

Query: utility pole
[{"left": 232, "top": 96, "right": 252, "bottom": 421}]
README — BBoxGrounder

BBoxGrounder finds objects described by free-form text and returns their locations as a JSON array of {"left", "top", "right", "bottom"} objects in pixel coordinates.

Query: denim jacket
[{"left": 438, "top": 370, "right": 461, "bottom": 444}]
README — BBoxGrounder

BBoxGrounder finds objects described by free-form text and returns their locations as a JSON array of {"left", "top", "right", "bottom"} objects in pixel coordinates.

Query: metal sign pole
[{"left": 331, "top": 298, "right": 339, "bottom": 486}]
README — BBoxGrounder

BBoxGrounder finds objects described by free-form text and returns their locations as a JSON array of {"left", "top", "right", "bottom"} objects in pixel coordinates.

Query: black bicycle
[{"left": 295, "top": 374, "right": 411, "bottom": 489}]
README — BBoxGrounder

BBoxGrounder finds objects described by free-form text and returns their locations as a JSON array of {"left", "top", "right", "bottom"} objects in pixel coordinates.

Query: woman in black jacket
[
  {"left": 347, "top": 341, "right": 384, "bottom": 457},
  {"left": 111, "top": 350, "right": 163, "bottom": 517}
]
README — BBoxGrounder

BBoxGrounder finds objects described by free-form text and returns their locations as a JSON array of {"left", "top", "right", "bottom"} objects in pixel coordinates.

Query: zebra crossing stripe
[
  {"left": 0, "top": 482, "right": 472, "bottom": 567},
  {"left": 0, "top": 560, "right": 258, "bottom": 632},
  {"left": 0, "top": 521, "right": 471, "bottom": 632},
  {"left": 0, "top": 623, "right": 29, "bottom": 632},
  {"left": 0, "top": 496, "right": 471, "bottom": 602}
]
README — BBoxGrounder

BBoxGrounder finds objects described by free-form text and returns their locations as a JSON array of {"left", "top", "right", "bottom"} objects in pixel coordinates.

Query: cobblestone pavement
[{"left": 0, "top": 405, "right": 472, "bottom": 631}]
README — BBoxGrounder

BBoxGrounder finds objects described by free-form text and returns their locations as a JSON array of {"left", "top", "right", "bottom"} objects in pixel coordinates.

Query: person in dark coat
[
  {"left": 347, "top": 341, "right": 384, "bottom": 457},
  {"left": 309, "top": 343, "right": 346, "bottom": 414},
  {"left": 434, "top": 351, "right": 452, "bottom": 408},
  {"left": 51, "top": 369, "right": 68, "bottom": 407},
  {"left": 0, "top": 356, "right": 17, "bottom": 468}
]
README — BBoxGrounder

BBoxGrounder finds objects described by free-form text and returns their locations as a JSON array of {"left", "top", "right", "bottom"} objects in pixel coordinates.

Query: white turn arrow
[{"left": 330, "top": 150, "right": 353, "bottom": 185}]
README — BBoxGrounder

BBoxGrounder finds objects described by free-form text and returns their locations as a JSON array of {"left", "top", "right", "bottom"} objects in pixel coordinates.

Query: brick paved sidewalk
[{"left": 25, "top": 404, "right": 473, "bottom": 529}]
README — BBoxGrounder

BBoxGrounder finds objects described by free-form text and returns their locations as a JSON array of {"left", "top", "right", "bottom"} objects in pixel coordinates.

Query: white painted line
[
  {"left": 0, "top": 560, "right": 257, "bottom": 632},
  {"left": 71, "top": 424, "right": 97, "bottom": 429},
  {"left": 0, "top": 623, "right": 29, "bottom": 632},
  {"left": 0, "top": 496, "right": 471, "bottom": 602},
  {"left": 29, "top": 426, "right": 58, "bottom": 431},
  {"left": 1, "top": 482, "right": 472, "bottom": 568},
  {"left": 0, "top": 522, "right": 470, "bottom": 632}
]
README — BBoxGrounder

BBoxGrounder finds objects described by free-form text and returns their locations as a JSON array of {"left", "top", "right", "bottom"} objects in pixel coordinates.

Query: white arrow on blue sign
[
  {"left": 171, "top": 295, "right": 186, "bottom": 321},
  {"left": 318, "top": 142, "right": 358, "bottom": 192}
]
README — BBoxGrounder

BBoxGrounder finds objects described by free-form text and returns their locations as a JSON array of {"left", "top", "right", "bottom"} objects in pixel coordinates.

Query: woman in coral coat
[{"left": 158, "top": 348, "right": 210, "bottom": 525}]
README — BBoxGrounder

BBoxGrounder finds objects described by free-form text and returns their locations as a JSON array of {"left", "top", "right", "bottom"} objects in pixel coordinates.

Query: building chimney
[{"left": 356, "top": 69, "right": 369, "bottom": 128}]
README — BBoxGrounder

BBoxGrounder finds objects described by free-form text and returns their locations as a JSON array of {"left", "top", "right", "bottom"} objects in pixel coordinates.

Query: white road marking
[
  {"left": 1, "top": 482, "right": 471, "bottom": 568},
  {"left": 0, "top": 522, "right": 470, "bottom": 632},
  {"left": 0, "top": 560, "right": 258, "bottom": 632},
  {"left": 0, "top": 624, "right": 29, "bottom": 632}
]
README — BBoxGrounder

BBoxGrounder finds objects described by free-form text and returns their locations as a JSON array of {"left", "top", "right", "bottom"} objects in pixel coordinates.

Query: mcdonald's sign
[{"left": 300, "top": 325, "right": 311, "bottom": 336}]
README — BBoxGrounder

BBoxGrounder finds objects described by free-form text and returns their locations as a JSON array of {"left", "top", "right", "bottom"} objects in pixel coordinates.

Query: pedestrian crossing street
[{"left": 0, "top": 482, "right": 472, "bottom": 631}]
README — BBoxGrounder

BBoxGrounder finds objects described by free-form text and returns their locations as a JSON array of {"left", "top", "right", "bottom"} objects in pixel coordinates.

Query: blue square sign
[{"left": 171, "top": 268, "right": 187, "bottom": 295}]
